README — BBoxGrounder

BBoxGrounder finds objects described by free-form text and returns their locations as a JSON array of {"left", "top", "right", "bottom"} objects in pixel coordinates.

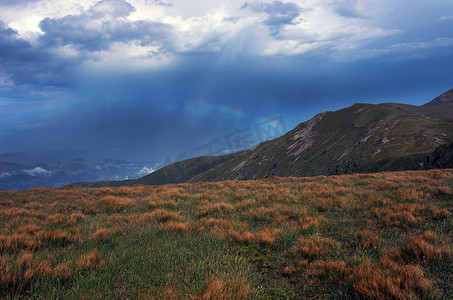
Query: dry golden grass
[
  {"left": 374, "top": 203, "right": 450, "bottom": 228},
  {"left": 349, "top": 256, "right": 432, "bottom": 299},
  {"left": 311, "top": 260, "right": 347, "bottom": 277},
  {"left": 229, "top": 228, "right": 282, "bottom": 245},
  {"left": 356, "top": 229, "right": 380, "bottom": 250},
  {"left": 35, "top": 229, "right": 79, "bottom": 245},
  {"left": 195, "top": 277, "right": 250, "bottom": 300},
  {"left": 0, "top": 169, "right": 451, "bottom": 298},
  {"left": 0, "top": 207, "right": 46, "bottom": 218},
  {"left": 99, "top": 195, "right": 135, "bottom": 208},
  {"left": 91, "top": 228, "right": 111, "bottom": 241},
  {"left": 391, "top": 232, "right": 452, "bottom": 263},
  {"left": 147, "top": 199, "right": 179, "bottom": 208},
  {"left": 76, "top": 248, "right": 105, "bottom": 271},
  {"left": 295, "top": 209, "right": 325, "bottom": 231},
  {"left": 0, "top": 233, "right": 41, "bottom": 252},
  {"left": 114, "top": 186, "right": 145, "bottom": 197},
  {"left": 291, "top": 236, "right": 341, "bottom": 259},
  {"left": 0, "top": 255, "right": 14, "bottom": 287},
  {"left": 197, "top": 202, "right": 235, "bottom": 217},
  {"left": 1, "top": 251, "right": 55, "bottom": 289},
  {"left": 138, "top": 209, "right": 182, "bottom": 224},
  {"left": 160, "top": 221, "right": 192, "bottom": 232},
  {"left": 52, "top": 263, "right": 72, "bottom": 280}
]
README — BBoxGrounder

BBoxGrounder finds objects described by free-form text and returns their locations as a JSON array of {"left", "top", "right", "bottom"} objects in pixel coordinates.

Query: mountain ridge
[
  {"left": 74, "top": 90, "right": 453, "bottom": 187},
  {"left": 423, "top": 89, "right": 453, "bottom": 106}
]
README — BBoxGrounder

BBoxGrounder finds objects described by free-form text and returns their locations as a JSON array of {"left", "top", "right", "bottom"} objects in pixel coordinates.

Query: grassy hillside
[
  {"left": 1, "top": 169, "right": 452, "bottom": 299},
  {"left": 133, "top": 154, "right": 240, "bottom": 186},
  {"left": 192, "top": 102, "right": 453, "bottom": 182}
]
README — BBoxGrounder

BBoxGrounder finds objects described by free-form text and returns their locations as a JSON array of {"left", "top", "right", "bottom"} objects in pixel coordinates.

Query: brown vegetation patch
[
  {"left": 114, "top": 186, "right": 145, "bottom": 197},
  {"left": 138, "top": 209, "right": 182, "bottom": 224},
  {"left": 197, "top": 202, "right": 235, "bottom": 218},
  {"left": 246, "top": 207, "right": 281, "bottom": 224},
  {"left": 35, "top": 229, "right": 79, "bottom": 246},
  {"left": 99, "top": 195, "right": 135, "bottom": 208},
  {"left": 147, "top": 199, "right": 179, "bottom": 208},
  {"left": 356, "top": 230, "right": 380, "bottom": 250},
  {"left": 52, "top": 263, "right": 72, "bottom": 280},
  {"left": 195, "top": 276, "right": 250, "bottom": 300},
  {"left": 391, "top": 232, "right": 452, "bottom": 263},
  {"left": 311, "top": 260, "right": 347, "bottom": 277},
  {"left": 349, "top": 256, "right": 432, "bottom": 299},
  {"left": 160, "top": 221, "right": 192, "bottom": 232},
  {"left": 291, "top": 236, "right": 341, "bottom": 259},
  {"left": 374, "top": 204, "right": 450, "bottom": 228},
  {"left": 77, "top": 248, "right": 105, "bottom": 271},
  {"left": 295, "top": 209, "right": 325, "bottom": 231},
  {"left": 0, "top": 255, "right": 14, "bottom": 287},
  {"left": 0, "top": 207, "right": 46, "bottom": 219},
  {"left": 0, "top": 233, "right": 41, "bottom": 252},
  {"left": 229, "top": 228, "right": 282, "bottom": 245},
  {"left": 91, "top": 228, "right": 111, "bottom": 242}
]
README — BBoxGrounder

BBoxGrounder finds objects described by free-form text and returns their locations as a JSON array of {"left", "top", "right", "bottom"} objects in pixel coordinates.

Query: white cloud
[
  {"left": 0, "top": 171, "right": 13, "bottom": 178},
  {"left": 334, "top": 37, "right": 453, "bottom": 61},
  {"left": 23, "top": 166, "right": 53, "bottom": 176},
  {"left": 137, "top": 166, "right": 155, "bottom": 176},
  {"left": 437, "top": 16, "right": 453, "bottom": 22}
]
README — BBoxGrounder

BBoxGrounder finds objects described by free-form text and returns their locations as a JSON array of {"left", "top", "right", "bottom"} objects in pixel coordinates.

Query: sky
[{"left": 0, "top": 0, "right": 452, "bottom": 163}]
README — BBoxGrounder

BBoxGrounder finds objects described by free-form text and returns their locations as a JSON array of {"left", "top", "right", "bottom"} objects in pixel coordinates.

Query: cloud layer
[{"left": 1, "top": 0, "right": 450, "bottom": 86}]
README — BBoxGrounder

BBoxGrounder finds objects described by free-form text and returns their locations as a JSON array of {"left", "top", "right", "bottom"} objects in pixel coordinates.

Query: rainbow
[{"left": 188, "top": 100, "right": 246, "bottom": 118}]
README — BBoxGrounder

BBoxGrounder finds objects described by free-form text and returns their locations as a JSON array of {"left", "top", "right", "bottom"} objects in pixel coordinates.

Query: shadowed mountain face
[
  {"left": 76, "top": 90, "right": 453, "bottom": 187},
  {"left": 190, "top": 100, "right": 453, "bottom": 182}
]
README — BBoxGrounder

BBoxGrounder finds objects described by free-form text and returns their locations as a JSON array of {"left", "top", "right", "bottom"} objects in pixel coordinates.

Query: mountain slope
[
  {"left": 423, "top": 89, "right": 453, "bottom": 106},
  {"left": 133, "top": 154, "right": 240, "bottom": 185},
  {"left": 190, "top": 95, "right": 453, "bottom": 182},
  {"left": 73, "top": 89, "right": 453, "bottom": 187},
  {"left": 74, "top": 153, "right": 240, "bottom": 187}
]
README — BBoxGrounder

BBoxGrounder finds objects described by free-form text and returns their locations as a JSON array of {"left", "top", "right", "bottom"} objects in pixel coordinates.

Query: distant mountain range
[
  {"left": 0, "top": 149, "right": 106, "bottom": 165},
  {"left": 75, "top": 89, "right": 453, "bottom": 188},
  {"left": 0, "top": 158, "right": 160, "bottom": 190}
]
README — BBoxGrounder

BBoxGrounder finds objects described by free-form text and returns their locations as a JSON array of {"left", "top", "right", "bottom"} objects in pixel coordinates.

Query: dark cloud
[
  {"left": 0, "top": 22, "right": 32, "bottom": 59},
  {"left": 0, "top": 0, "right": 172, "bottom": 87},
  {"left": 39, "top": 16, "right": 171, "bottom": 52},
  {"left": 0, "top": 21, "right": 64, "bottom": 86},
  {"left": 331, "top": 0, "right": 366, "bottom": 19},
  {"left": 39, "top": 0, "right": 171, "bottom": 52},
  {"left": 242, "top": 1, "right": 301, "bottom": 29}
]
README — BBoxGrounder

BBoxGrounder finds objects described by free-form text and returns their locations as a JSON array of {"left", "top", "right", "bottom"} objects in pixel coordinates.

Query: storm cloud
[
  {"left": 242, "top": 1, "right": 302, "bottom": 28},
  {"left": 38, "top": 0, "right": 171, "bottom": 52}
]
